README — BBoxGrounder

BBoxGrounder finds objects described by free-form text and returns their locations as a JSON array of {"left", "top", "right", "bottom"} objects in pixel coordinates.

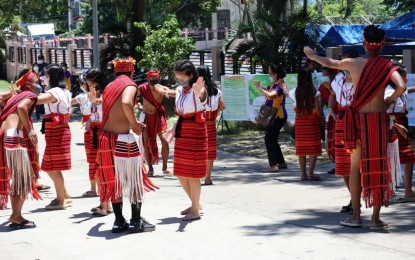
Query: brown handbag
[{"left": 255, "top": 104, "right": 277, "bottom": 128}]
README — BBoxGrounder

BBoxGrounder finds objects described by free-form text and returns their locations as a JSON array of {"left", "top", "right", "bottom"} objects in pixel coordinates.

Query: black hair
[
  {"left": 269, "top": 64, "right": 286, "bottom": 79},
  {"left": 363, "top": 25, "right": 385, "bottom": 44},
  {"left": 60, "top": 62, "right": 68, "bottom": 67},
  {"left": 295, "top": 69, "right": 316, "bottom": 116},
  {"left": 38, "top": 55, "right": 45, "bottom": 59},
  {"left": 85, "top": 67, "right": 108, "bottom": 92},
  {"left": 174, "top": 59, "right": 198, "bottom": 86},
  {"left": 17, "top": 69, "right": 30, "bottom": 79},
  {"left": 395, "top": 63, "right": 407, "bottom": 77},
  {"left": 342, "top": 48, "right": 359, "bottom": 59},
  {"left": 46, "top": 64, "right": 66, "bottom": 89},
  {"left": 197, "top": 65, "right": 218, "bottom": 97}
]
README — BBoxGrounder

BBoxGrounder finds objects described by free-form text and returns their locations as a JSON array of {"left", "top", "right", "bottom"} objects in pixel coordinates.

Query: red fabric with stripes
[
  {"left": 0, "top": 91, "right": 41, "bottom": 209},
  {"left": 326, "top": 115, "right": 335, "bottom": 162},
  {"left": 96, "top": 131, "right": 158, "bottom": 202},
  {"left": 359, "top": 112, "right": 392, "bottom": 208},
  {"left": 174, "top": 119, "right": 207, "bottom": 178},
  {"left": 334, "top": 106, "right": 350, "bottom": 176},
  {"left": 391, "top": 113, "right": 415, "bottom": 164},
  {"left": 85, "top": 123, "right": 102, "bottom": 181},
  {"left": 319, "top": 84, "right": 331, "bottom": 106},
  {"left": 138, "top": 83, "right": 167, "bottom": 165},
  {"left": 295, "top": 113, "right": 322, "bottom": 156},
  {"left": 41, "top": 117, "right": 71, "bottom": 171},
  {"left": 344, "top": 57, "right": 397, "bottom": 151}
]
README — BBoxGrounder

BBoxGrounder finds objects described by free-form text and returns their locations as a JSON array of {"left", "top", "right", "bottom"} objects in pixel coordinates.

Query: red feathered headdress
[{"left": 112, "top": 57, "right": 136, "bottom": 73}]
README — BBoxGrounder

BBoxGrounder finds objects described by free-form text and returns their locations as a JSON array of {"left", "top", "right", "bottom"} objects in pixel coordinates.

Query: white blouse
[
  {"left": 385, "top": 84, "right": 407, "bottom": 113},
  {"left": 331, "top": 73, "right": 354, "bottom": 107},
  {"left": 175, "top": 86, "right": 206, "bottom": 115},
  {"left": 205, "top": 89, "right": 222, "bottom": 112},
  {"left": 44, "top": 87, "right": 72, "bottom": 115},
  {"left": 288, "top": 88, "right": 320, "bottom": 108}
]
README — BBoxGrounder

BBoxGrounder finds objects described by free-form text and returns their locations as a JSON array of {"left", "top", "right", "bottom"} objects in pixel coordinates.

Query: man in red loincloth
[
  {"left": 304, "top": 25, "right": 406, "bottom": 229},
  {"left": 138, "top": 70, "right": 169, "bottom": 176}
]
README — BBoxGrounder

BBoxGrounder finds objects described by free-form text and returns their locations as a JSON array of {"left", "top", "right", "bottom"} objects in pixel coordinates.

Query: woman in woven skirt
[
  {"left": 37, "top": 64, "right": 72, "bottom": 210},
  {"left": 289, "top": 69, "right": 323, "bottom": 181},
  {"left": 173, "top": 60, "right": 207, "bottom": 221},
  {"left": 197, "top": 65, "right": 225, "bottom": 186}
]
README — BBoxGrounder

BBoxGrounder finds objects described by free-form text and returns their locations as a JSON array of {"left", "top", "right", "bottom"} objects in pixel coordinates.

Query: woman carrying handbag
[{"left": 254, "top": 64, "right": 289, "bottom": 173}]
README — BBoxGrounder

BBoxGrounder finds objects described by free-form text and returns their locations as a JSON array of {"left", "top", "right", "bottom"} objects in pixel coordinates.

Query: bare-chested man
[
  {"left": 0, "top": 69, "right": 41, "bottom": 229},
  {"left": 94, "top": 57, "right": 157, "bottom": 233},
  {"left": 304, "top": 25, "right": 406, "bottom": 229},
  {"left": 138, "top": 71, "right": 169, "bottom": 176}
]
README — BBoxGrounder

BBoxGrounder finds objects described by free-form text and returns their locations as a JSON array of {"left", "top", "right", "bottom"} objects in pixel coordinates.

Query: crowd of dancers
[
  {"left": 0, "top": 24, "right": 413, "bottom": 233},
  {"left": 0, "top": 57, "right": 224, "bottom": 233}
]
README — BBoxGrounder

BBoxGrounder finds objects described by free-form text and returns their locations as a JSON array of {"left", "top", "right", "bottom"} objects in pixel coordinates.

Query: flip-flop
[
  {"left": 301, "top": 176, "right": 308, "bottom": 181},
  {"left": 202, "top": 181, "right": 213, "bottom": 186},
  {"left": 308, "top": 175, "right": 322, "bottom": 181},
  {"left": 82, "top": 190, "right": 98, "bottom": 197},
  {"left": 92, "top": 208, "right": 112, "bottom": 217},
  {"left": 36, "top": 184, "right": 51, "bottom": 191},
  {"left": 182, "top": 215, "right": 201, "bottom": 222},
  {"left": 162, "top": 170, "right": 172, "bottom": 174},
  {"left": 147, "top": 171, "right": 154, "bottom": 177},
  {"left": 340, "top": 217, "right": 362, "bottom": 228},
  {"left": 9, "top": 219, "right": 36, "bottom": 230},
  {"left": 370, "top": 221, "right": 389, "bottom": 230}
]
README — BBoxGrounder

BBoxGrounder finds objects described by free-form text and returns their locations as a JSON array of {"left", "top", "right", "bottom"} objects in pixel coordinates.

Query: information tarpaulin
[{"left": 221, "top": 75, "right": 249, "bottom": 120}]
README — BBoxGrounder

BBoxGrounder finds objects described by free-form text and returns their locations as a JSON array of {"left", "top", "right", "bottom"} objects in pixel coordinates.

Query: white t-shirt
[
  {"left": 288, "top": 88, "right": 320, "bottom": 108},
  {"left": 75, "top": 93, "right": 91, "bottom": 116},
  {"left": 205, "top": 89, "right": 222, "bottom": 112},
  {"left": 44, "top": 87, "right": 72, "bottom": 115},
  {"left": 331, "top": 72, "right": 354, "bottom": 107},
  {"left": 175, "top": 86, "right": 206, "bottom": 115},
  {"left": 385, "top": 84, "right": 407, "bottom": 113}
]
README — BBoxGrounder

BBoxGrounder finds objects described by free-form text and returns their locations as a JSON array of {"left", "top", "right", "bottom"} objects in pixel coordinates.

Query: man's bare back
[
  {"left": 1, "top": 113, "right": 24, "bottom": 131},
  {"left": 348, "top": 57, "right": 386, "bottom": 113},
  {"left": 103, "top": 85, "right": 138, "bottom": 134}
]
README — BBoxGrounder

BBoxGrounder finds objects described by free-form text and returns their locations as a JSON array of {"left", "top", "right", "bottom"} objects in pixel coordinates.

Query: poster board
[{"left": 406, "top": 74, "right": 415, "bottom": 126}]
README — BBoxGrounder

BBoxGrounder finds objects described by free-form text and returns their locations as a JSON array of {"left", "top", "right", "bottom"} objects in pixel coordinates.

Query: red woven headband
[
  {"left": 363, "top": 39, "right": 384, "bottom": 52},
  {"left": 146, "top": 71, "right": 160, "bottom": 78},
  {"left": 112, "top": 57, "right": 136, "bottom": 73},
  {"left": 16, "top": 71, "right": 36, "bottom": 88}
]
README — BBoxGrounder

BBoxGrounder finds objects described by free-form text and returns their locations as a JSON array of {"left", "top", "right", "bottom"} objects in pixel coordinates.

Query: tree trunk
[{"left": 131, "top": 0, "right": 145, "bottom": 59}]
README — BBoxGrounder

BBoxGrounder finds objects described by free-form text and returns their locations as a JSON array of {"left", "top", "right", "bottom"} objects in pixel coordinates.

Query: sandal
[
  {"left": 9, "top": 219, "right": 36, "bottom": 230},
  {"left": 370, "top": 221, "right": 389, "bottom": 230},
  {"left": 36, "top": 184, "right": 51, "bottom": 191},
  {"left": 92, "top": 208, "right": 112, "bottom": 217},
  {"left": 45, "top": 199, "right": 68, "bottom": 210},
  {"left": 82, "top": 190, "right": 98, "bottom": 197},
  {"left": 308, "top": 175, "right": 321, "bottom": 181},
  {"left": 91, "top": 206, "right": 102, "bottom": 213},
  {"left": 147, "top": 171, "right": 154, "bottom": 177},
  {"left": 340, "top": 217, "right": 362, "bottom": 228}
]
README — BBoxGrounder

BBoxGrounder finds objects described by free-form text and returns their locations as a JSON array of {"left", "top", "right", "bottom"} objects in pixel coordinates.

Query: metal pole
[
  {"left": 92, "top": 0, "right": 99, "bottom": 67},
  {"left": 68, "top": 0, "right": 72, "bottom": 31}
]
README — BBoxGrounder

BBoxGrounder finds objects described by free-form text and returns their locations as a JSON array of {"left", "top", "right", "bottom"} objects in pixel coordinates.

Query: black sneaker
[
  {"left": 111, "top": 219, "right": 129, "bottom": 233},
  {"left": 129, "top": 218, "right": 156, "bottom": 233}
]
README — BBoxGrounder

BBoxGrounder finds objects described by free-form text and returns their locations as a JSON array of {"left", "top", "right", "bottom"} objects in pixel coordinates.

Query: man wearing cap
[
  {"left": 93, "top": 57, "right": 157, "bottom": 233},
  {"left": 0, "top": 69, "right": 42, "bottom": 229},
  {"left": 138, "top": 71, "right": 169, "bottom": 176}
]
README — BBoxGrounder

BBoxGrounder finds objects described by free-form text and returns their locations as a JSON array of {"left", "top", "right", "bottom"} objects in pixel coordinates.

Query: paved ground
[{"left": 0, "top": 121, "right": 414, "bottom": 260}]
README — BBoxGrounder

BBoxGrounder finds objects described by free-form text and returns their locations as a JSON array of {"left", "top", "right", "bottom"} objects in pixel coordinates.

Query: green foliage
[
  {"left": 227, "top": 6, "right": 319, "bottom": 73},
  {"left": 135, "top": 16, "right": 194, "bottom": 77},
  {"left": 382, "top": 0, "right": 415, "bottom": 12}
]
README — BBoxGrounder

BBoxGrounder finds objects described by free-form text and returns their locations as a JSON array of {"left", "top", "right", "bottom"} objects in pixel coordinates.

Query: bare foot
[
  {"left": 181, "top": 205, "right": 203, "bottom": 215},
  {"left": 182, "top": 212, "right": 201, "bottom": 221}
]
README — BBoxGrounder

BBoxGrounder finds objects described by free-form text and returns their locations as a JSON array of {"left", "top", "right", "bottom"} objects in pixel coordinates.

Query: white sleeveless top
[
  {"left": 331, "top": 73, "right": 354, "bottom": 107},
  {"left": 175, "top": 86, "right": 206, "bottom": 115},
  {"left": 205, "top": 89, "right": 222, "bottom": 112},
  {"left": 385, "top": 84, "right": 407, "bottom": 113},
  {"left": 44, "top": 87, "right": 72, "bottom": 115}
]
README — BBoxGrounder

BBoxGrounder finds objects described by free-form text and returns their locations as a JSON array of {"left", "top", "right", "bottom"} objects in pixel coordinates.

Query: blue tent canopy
[
  {"left": 319, "top": 25, "right": 365, "bottom": 47},
  {"left": 379, "top": 11, "right": 415, "bottom": 30}
]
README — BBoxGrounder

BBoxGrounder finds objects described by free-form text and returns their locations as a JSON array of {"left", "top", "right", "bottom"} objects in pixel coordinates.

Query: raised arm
[
  {"left": 304, "top": 46, "right": 354, "bottom": 71},
  {"left": 37, "top": 92, "right": 57, "bottom": 105},
  {"left": 155, "top": 84, "right": 176, "bottom": 97},
  {"left": 254, "top": 81, "right": 278, "bottom": 99}
]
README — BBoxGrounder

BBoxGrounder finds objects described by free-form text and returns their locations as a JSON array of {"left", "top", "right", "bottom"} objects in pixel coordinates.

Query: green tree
[
  {"left": 135, "top": 15, "right": 194, "bottom": 77},
  {"left": 382, "top": 0, "right": 415, "bottom": 12},
  {"left": 226, "top": 5, "right": 318, "bottom": 73}
]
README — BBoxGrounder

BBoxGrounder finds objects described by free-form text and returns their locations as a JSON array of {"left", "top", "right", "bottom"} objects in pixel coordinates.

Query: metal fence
[{"left": 73, "top": 48, "right": 93, "bottom": 69}]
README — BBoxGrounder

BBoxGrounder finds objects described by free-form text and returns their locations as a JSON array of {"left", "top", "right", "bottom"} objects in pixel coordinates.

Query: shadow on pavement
[
  {"left": 157, "top": 216, "right": 196, "bottom": 232},
  {"left": 86, "top": 223, "right": 127, "bottom": 240},
  {"left": 70, "top": 212, "right": 96, "bottom": 224}
]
